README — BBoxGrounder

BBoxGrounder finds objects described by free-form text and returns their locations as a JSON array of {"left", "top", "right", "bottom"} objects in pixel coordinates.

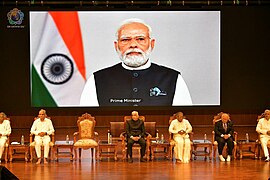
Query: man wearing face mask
[{"left": 80, "top": 18, "right": 192, "bottom": 106}]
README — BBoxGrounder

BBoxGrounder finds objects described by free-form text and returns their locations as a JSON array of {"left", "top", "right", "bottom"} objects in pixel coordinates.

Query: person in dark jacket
[
  {"left": 214, "top": 113, "right": 234, "bottom": 162},
  {"left": 126, "top": 111, "right": 146, "bottom": 163},
  {"left": 80, "top": 18, "right": 192, "bottom": 106}
]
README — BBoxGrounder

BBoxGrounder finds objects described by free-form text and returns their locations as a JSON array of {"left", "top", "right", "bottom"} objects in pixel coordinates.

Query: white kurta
[
  {"left": 0, "top": 120, "right": 11, "bottom": 159},
  {"left": 169, "top": 119, "right": 192, "bottom": 163},
  {"left": 30, "top": 118, "right": 55, "bottom": 158},
  {"left": 256, "top": 118, "right": 270, "bottom": 157}
]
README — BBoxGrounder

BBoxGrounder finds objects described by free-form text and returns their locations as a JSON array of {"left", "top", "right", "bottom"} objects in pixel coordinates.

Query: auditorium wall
[{"left": 0, "top": 6, "right": 269, "bottom": 140}]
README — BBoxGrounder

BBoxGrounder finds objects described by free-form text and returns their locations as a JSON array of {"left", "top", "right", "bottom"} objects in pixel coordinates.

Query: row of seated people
[
  {"left": 109, "top": 110, "right": 270, "bottom": 163},
  {"left": 2, "top": 110, "right": 189, "bottom": 163},
  {"left": 0, "top": 109, "right": 55, "bottom": 164},
  {"left": 0, "top": 110, "right": 192, "bottom": 163},
  {"left": 0, "top": 109, "right": 98, "bottom": 164},
  {"left": 212, "top": 109, "right": 270, "bottom": 162},
  {"left": 115, "top": 111, "right": 232, "bottom": 163},
  {"left": 0, "top": 109, "right": 270, "bottom": 164}
]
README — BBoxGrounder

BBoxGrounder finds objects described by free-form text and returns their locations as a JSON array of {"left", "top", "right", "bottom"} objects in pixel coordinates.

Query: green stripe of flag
[{"left": 31, "top": 65, "right": 57, "bottom": 107}]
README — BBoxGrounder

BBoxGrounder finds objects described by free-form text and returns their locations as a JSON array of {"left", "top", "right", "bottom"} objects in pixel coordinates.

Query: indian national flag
[{"left": 30, "top": 11, "right": 86, "bottom": 107}]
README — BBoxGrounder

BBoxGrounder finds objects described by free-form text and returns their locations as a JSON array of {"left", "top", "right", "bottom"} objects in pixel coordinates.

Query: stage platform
[{"left": 1, "top": 150, "right": 269, "bottom": 180}]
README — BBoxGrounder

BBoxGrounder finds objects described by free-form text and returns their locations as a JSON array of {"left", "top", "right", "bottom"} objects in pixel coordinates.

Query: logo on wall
[
  {"left": 41, "top": 54, "right": 74, "bottom": 85},
  {"left": 7, "top": 8, "right": 24, "bottom": 28}
]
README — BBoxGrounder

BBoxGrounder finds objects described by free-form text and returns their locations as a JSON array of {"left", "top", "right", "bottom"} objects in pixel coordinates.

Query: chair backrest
[
  {"left": 144, "top": 122, "right": 157, "bottom": 137},
  {"left": 124, "top": 116, "right": 145, "bottom": 123},
  {"left": 169, "top": 114, "right": 187, "bottom": 125},
  {"left": 212, "top": 112, "right": 233, "bottom": 125},
  {"left": 4, "top": 117, "right": 10, "bottom": 122},
  {"left": 124, "top": 115, "right": 145, "bottom": 129},
  {"left": 34, "top": 116, "right": 51, "bottom": 121},
  {"left": 77, "top": 113, "right": 96, "bottom": 139},
  {"left": 212, "top": 112, "right": 224, "bottom": 125},
  {"left": 169, "top": 115, "right": 175, "bottom": 125},
  {"left": 110, "top": 122, "right": 125, "bottom": 137},
  {"left": 257, "top": 112, "right": 265, "bottom": 121}
]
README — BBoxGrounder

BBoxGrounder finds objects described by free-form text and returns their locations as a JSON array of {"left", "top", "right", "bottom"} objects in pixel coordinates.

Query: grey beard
[{"left": 117, "top": 48, "right": 152, "bottom": 68}]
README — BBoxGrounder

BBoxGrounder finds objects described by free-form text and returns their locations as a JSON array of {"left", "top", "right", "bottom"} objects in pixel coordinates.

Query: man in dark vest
[
  {"left": 126, "top": 111, "right": 146, "bottom": 163},
  {"left": 80, "top": 18, "right": 192, "bottom": 106}
]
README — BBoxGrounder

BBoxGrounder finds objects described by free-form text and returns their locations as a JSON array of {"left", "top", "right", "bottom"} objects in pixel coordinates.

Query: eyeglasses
[{"left": 119, "top": 36, "right": 150, "bottom": 45}]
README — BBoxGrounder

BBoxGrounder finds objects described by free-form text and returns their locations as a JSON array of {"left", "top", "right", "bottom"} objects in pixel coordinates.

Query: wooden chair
[
  {"left": 212, "top": 112, "right": 237, "bottom": 159},
  {"left": 109, "top": 122, "right": 125, "bottom": 142},
  {"left": 144, "top": 122, "right": 158, "bottom": 142},
  {"left": 168, "top": 115, "right": 193, "bottom": 160},
  {"left": 144, "top": 122, "right": 158, "bottom": 160},
  {"left": 0, "top": 117, "right": 11, "bottom": 163},
  {"left": 120, "top": 116, "right": 152, "bottom": 161},
  {"left": 29, "top": 117, "right": 55, "bottom": 162},
  {"left": 73, "top": 113, "right": 98, "bottom": 161},
  {"left": 256, "top": 112, "right": 270, "bottom": 158}
]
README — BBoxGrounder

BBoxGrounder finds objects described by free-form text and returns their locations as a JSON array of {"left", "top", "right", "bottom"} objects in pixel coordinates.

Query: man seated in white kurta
[
  {"left": 30, "top": 109, "right": 55, "bottom": 164},
  {"left": 0, "top": 112, "right": 11, "bottom": 163},
  {"left": 256, "top": 109, "right": 270, "bottom": 162},
  {"left": 169, "top": 112, "right": 192, "bottom": 163}
]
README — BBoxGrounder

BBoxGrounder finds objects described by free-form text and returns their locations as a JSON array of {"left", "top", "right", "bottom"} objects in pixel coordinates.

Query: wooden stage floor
[{"left": 2, "top": 153, "right": 270, "bottom": 180}]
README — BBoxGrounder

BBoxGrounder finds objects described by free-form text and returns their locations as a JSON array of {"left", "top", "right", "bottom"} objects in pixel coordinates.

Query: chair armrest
[
  {"left": 145, "top": 132, "right": 152, "bottom": 138},
  {"left": 233, "top": 131, "right": 238, "bottom": 142},
  {"left": 212, "top": 131, "right": 215, "bottom": 143},
  {"left": 51, "top": 133, "right": 55, "bottom": 143},
  {"left": 94, "top": 131, "right": 99, "bottom": 141},
  {"left": 120, "top": 132, "right": 126, "bottom": 147},
  {"left": 145, "top": 133, "right": 153, "bottom": 143},
  {"left": 188, "top": 132, "right": 194, "bottom": 141},
  {"left": 73, "top": 132, "right": 79, "bottom": 143},
  {"left": 73, "top": 132, "right": 79, "bottom": 136},
  {"left": 30, "top": 133, "right": 34, "bottom": 143},
  {"left": 29, "top": 133, "right": 55, "bottom": 143},
  {"left": 120, "top": 132, "right": 126, "bottom": 138},
  {"left": 169, "top": 132, "right": 173, "bottom": 141},
  {"left": 6, "top": 135, "right": 10, "bottom": 145}
]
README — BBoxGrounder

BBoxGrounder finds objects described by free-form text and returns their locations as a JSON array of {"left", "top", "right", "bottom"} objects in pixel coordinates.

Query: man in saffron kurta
[{"left": 169, "top": 112, "right": 192, "bottom": 163}]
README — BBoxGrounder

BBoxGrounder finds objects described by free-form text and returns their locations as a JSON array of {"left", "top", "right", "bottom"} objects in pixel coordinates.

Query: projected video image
[{"left": 30, "top": 11, "right": 220, "bottom": 107}]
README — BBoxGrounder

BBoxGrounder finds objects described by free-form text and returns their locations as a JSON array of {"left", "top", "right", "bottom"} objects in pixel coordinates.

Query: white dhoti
[
  {"left": 34, "top": 135, "right": 51, "bottom": 158},
  {"left": 174, "top": 134, "right": 191, "bottom": 163},
  {"left": 0, "top": 136, "right": 7, "bottom": 159},
  {"left": 260, "top": 135, "right": 270, "bottom": 157}
]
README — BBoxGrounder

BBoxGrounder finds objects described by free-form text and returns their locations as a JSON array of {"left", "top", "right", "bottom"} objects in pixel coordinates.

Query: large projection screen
[{"left": 30, "top": 11, "right": 220, "bottom": 107}]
